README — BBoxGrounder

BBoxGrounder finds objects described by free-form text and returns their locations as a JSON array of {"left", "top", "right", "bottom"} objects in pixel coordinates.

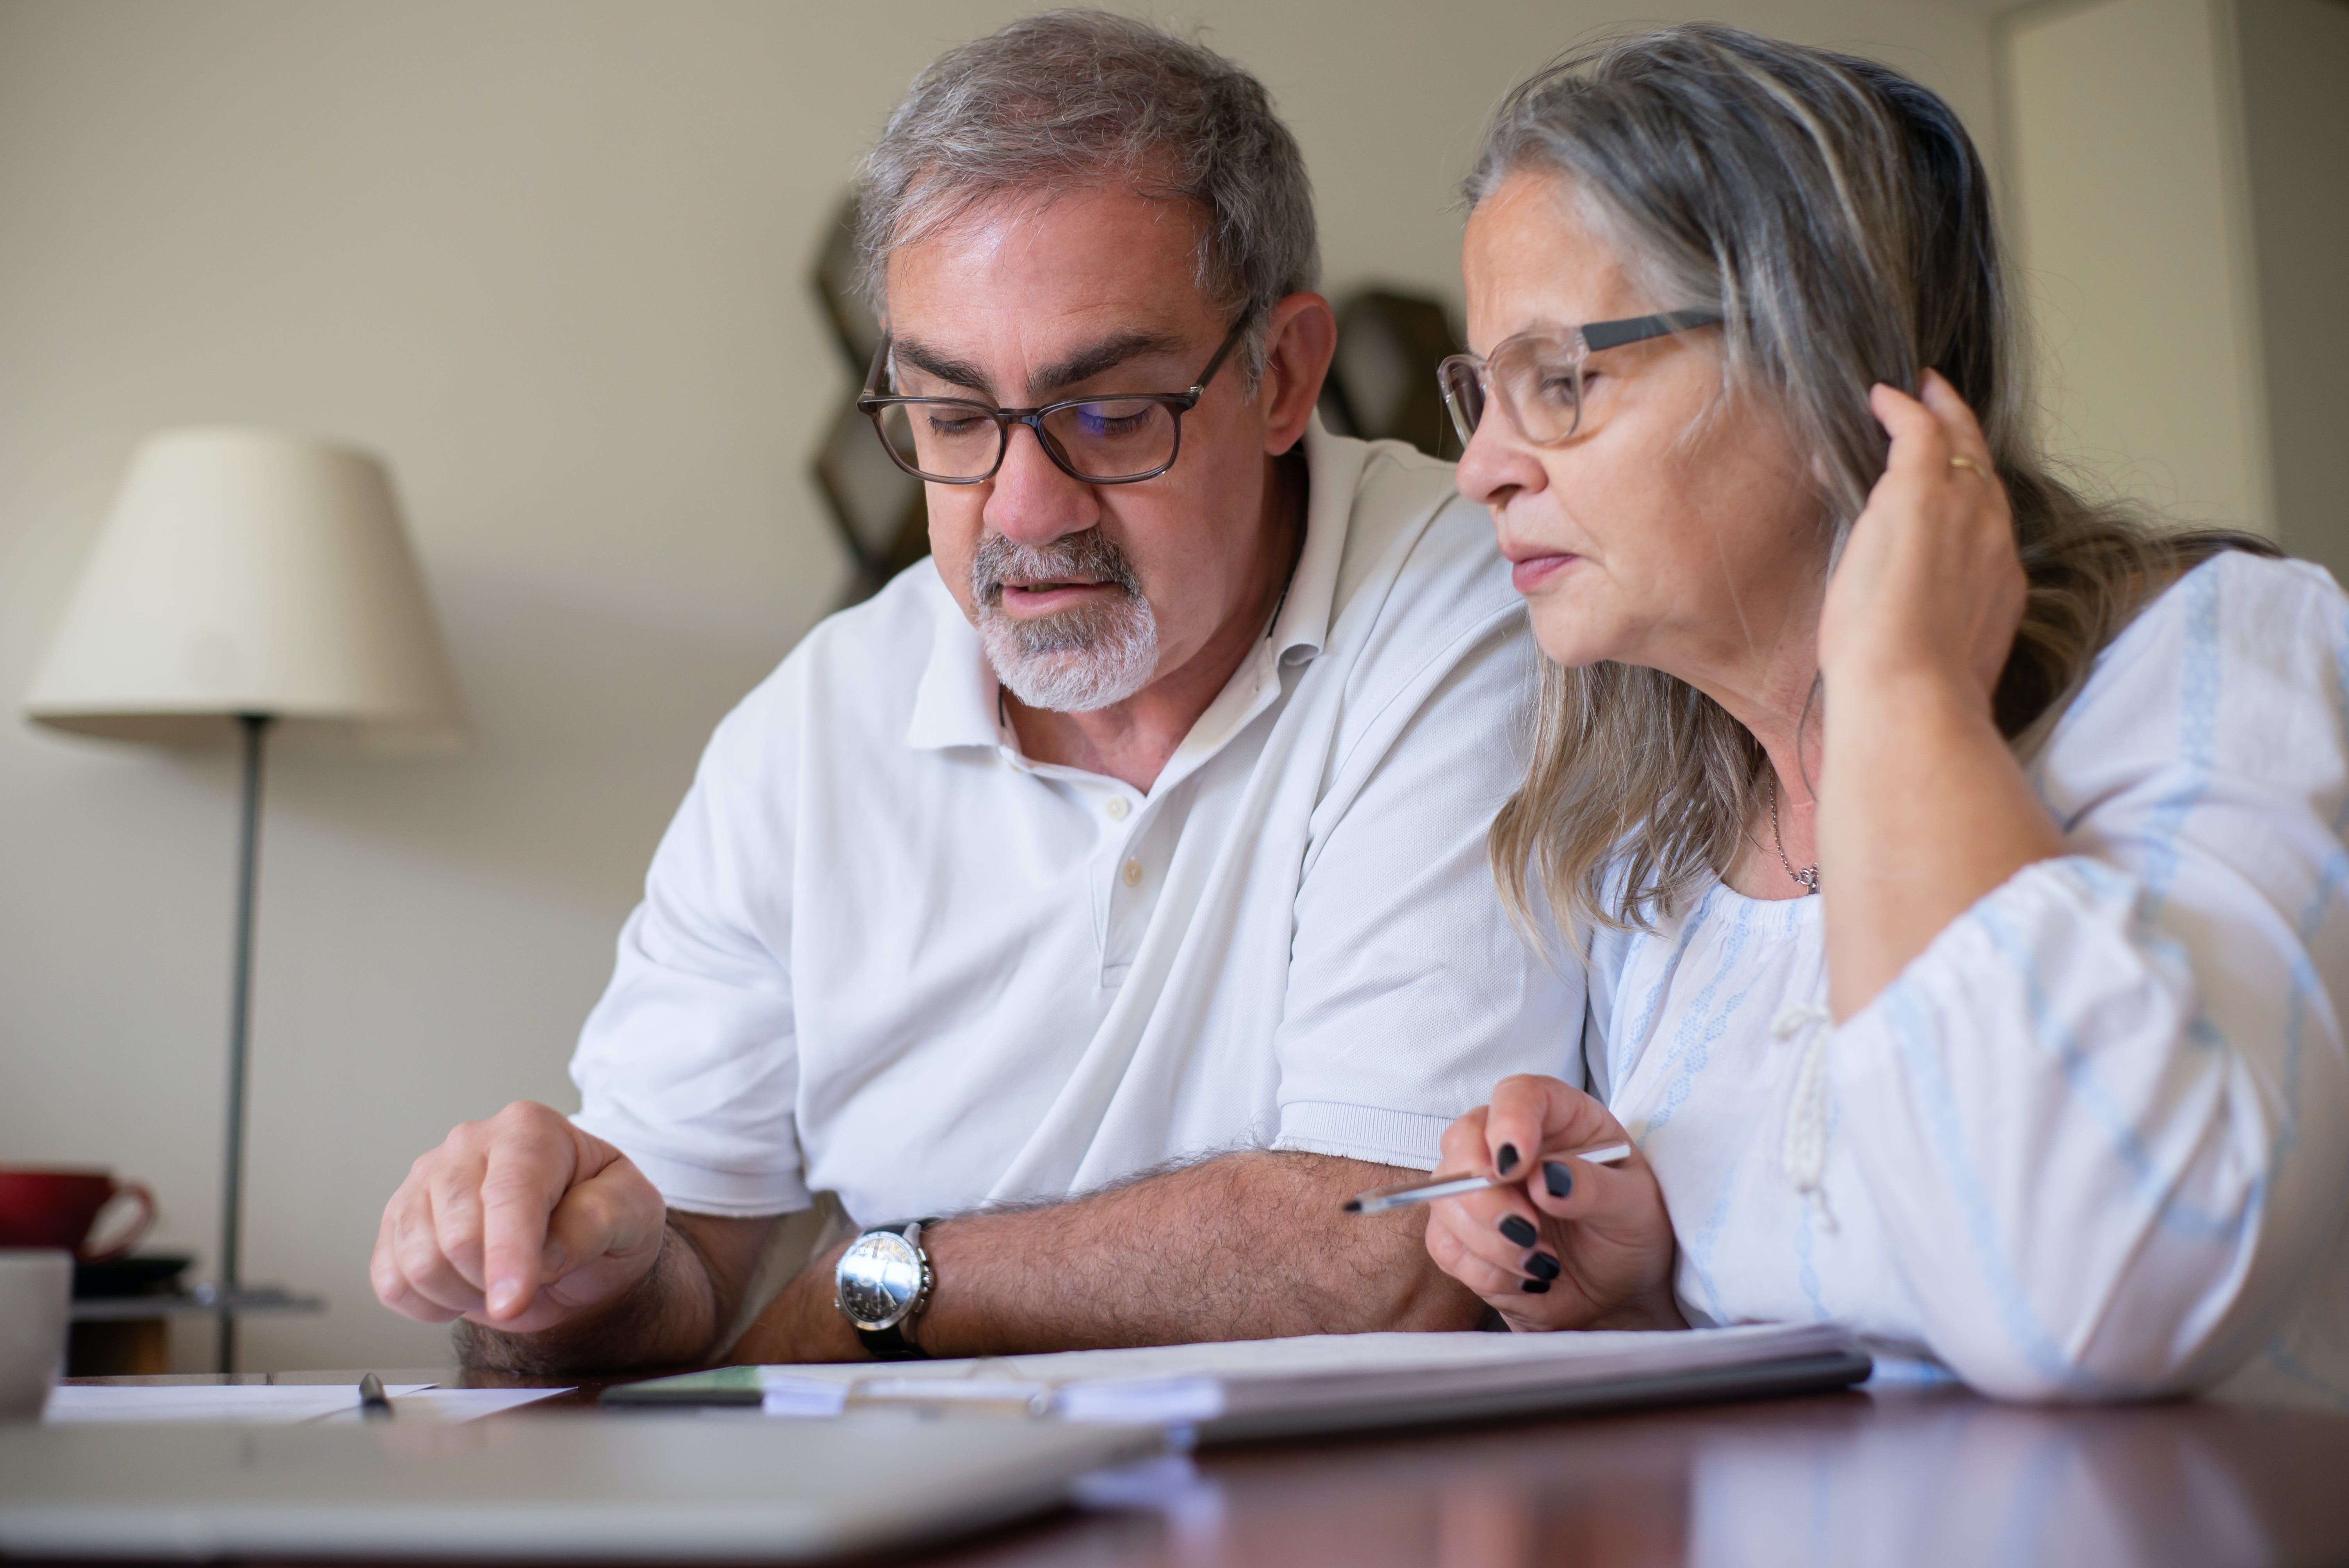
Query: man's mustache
[{"left": 972, "top": 530, "right": 1143, "bottom": 610}]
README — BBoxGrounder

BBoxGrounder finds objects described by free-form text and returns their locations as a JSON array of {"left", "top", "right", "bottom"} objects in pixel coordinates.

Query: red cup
[{"left": 0, "top": 1168, "right": 157, "bottom": 1263}]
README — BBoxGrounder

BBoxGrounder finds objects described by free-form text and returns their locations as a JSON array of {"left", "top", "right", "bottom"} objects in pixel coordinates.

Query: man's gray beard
[{"left": 972, "top": 531, "right": 1159, "bottom": 713}]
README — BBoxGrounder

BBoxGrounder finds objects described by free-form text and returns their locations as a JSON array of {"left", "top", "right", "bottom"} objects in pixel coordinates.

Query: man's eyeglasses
[
  {"left": 859, "top": 316, "right": 1251, "bottom": 485},
  {"left": 1437, "top": 310, "right": 1722, "bottom": 449}
]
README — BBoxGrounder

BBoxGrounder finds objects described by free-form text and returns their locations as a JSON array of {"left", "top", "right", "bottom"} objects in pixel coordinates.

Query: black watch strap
[{"left": 855, "top": 1321, "right": 928, "bottom": 1361}]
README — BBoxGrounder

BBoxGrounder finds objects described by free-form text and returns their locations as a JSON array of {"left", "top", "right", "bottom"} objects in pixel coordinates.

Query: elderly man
[{"left": 372, "top": 11, "right": 1568, "bottom": 1371}]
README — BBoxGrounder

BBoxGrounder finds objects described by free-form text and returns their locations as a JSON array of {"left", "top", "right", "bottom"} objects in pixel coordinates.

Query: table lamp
[{"left": 22, "top": 428, "right": 464, "bottom": 1370}]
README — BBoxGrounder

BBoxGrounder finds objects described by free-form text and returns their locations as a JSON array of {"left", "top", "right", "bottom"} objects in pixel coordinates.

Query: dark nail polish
[
  {"left": 1496, "top": 1143, "right": 1520, "bottom": 1175},
  {"left": 1498, "top": 1214, "right": 1537, "bottom": 1247},
  {"left": 1520, "top": 1278, "right": 1552, "bottom": 1294},
  {"left": 1525, "top": 1251, "right": 1561, "bottom": 1281},
  {"left": 1544, "top": 1162, "right": 1574, "bottom": 1199}
]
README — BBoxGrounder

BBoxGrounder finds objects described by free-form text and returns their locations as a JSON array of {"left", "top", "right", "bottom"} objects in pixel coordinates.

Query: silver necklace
[{"left": 1769, "top": 773, "right": 1820, "bottom": 894}]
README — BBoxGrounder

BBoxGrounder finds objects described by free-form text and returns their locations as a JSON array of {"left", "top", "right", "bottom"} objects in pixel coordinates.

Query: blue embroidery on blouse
[
  {"left": 1968, "top": 865, "right": 2260, "bottom": 1244},
  {"left": 1880, "top": 979, "right": 2099, "bottom": 1392},
  {"left": 2329, "top": 600, "right": 2349, "bottom": 837},
  {"left": 1643, "top": 896, "right": 1762, "bottom": 1137},
  {"left": 2139, "top": 564, "right": 2224, "bottom": 920},
  {"left": 1620, "top": 888, "right": 1713, "bottom": 1062}
]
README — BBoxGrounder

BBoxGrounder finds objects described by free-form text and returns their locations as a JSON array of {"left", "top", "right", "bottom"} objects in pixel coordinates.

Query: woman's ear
[{"left": 1256, "top": 292, "right": 1338, "bottom": 455}]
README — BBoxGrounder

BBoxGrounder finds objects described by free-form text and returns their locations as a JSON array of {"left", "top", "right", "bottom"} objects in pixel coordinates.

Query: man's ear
[{"left": 1257, "top": 292, "right": 1337, "bottom": 455}]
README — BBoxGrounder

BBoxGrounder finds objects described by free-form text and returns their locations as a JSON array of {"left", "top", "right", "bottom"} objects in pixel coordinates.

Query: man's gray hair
[{"left": 852, "top": 9, "right": 1319, "bottom": 375}]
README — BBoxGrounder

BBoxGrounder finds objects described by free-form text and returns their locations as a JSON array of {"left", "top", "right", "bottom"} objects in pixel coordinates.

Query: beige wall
[
  {"left": 2236, "top": 0, "right": 2349, "bottom": 575},
  {"left": 0, "top": 0, "right": 2000, "bottom": 1371},
  {"left": 2002, "top": 0, "right": 2348, "bottom": 557},
  {"left": 2003, "top": 0, "right": 2271, "bottom": 532}
]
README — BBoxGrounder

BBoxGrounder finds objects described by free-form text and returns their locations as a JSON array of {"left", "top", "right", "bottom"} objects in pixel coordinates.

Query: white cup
[{"left": 0, "top": 1249, "right": 72, "bottom": 1419}]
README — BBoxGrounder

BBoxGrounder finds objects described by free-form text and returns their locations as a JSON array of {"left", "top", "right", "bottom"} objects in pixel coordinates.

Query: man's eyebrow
[
  {"left": 1029, "top": 330, "right": 1190, "bottom": 396},
  {"left": 889, "top": 339, "right": 994, "bottom": 396},
  {"left": 889, "top": 328, "right": 1193, "bottom": 404}
]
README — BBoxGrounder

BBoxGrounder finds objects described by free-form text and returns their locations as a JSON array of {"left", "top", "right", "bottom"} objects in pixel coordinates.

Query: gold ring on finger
[{"left": 1949, "top": 455, "right": 1990, "bottom": 481}]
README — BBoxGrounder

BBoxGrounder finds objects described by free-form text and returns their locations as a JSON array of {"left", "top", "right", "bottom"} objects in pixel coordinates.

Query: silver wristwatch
[{"left": 833, "top": 1219, "right": 937, "bottom": 1361}]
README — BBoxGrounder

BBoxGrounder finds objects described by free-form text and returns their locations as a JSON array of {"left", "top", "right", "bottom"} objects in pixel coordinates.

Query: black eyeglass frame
[
  {"left": 857, "top": 315, "right": 1253, "bottom": 486},
  {"left": 1438, "top": 308, "right": 1723, "bottom": 449}
]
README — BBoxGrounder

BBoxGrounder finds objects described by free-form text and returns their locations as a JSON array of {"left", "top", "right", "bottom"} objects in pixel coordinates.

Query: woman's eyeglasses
[
  {"left": 859, "top": 316, "right": 1251, "bottom": 485},
  {"left": 1437, "top": 309, "right": 1722, "bottom": 449}
]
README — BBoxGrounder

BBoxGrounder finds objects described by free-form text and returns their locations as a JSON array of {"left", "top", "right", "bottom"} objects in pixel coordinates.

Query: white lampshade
[{"left": 24, "top": 428, "right": 464, "bottom": 752}]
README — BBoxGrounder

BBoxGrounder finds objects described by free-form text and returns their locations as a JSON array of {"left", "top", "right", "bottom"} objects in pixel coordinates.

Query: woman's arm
[
  {"left": 1825, "top": 556, "right": 2349, "bottom": 1398},
  {"left": 1813, "top": 376, "right": 2347, "bottom": 1399},
  {"left": 1814, "top": 371, "right": 2063, "bottom": 1021}
]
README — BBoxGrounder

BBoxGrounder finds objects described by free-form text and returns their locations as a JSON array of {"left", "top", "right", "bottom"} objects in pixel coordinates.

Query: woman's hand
[
  {"left": 1423, "top": 1075, "right": 1684, "bottom": 1332},
  {"left": 1813, "top": 369, "right": 2066, "bottom": 1019},
  {"left": 1816, "top": 369, "right": 2026, "bottom": 707}
]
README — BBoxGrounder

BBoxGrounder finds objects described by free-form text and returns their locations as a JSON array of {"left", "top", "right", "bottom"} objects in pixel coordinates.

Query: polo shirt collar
[
  {"left": 1270, "top": 415, "right": 1357, "bottom": 667},
  {"left": 904, "top": 413, "right": 1360, "bottom": 754},
  {"left": 905, "top": 588, "right": 1005, "bottom": 752}
]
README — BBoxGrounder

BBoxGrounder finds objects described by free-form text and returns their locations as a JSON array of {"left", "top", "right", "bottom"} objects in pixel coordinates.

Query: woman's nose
[
  {"left": 983, "top": 423, "right": 1100, "bottom": 547},
  {"left": 1452, "top": 414, "right": 1540, "bottom": 510}
]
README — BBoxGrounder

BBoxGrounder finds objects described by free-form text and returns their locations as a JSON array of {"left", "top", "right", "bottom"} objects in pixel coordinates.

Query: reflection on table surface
[
  {"left": 938, "top": 1388, "right": 2349, "bottom": 1568},
  {"left": 57, "top": 1374, "right": 2349, "bottom": 1567}
]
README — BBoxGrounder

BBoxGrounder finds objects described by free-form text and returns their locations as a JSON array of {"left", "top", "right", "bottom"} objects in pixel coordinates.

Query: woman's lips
[{"left": 1508, "top": 553, "right": 1579, "bottom": 594}]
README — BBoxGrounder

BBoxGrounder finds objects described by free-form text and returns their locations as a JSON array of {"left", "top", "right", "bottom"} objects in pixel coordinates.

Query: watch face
[{"left": 836, "top": 1231, "right": 923, "bottom": 1331}]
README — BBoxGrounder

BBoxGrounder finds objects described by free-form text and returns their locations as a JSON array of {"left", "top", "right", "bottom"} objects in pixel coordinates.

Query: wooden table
[{"left": 59, "top": 1372, "right": 2349, "bottom": 1566}]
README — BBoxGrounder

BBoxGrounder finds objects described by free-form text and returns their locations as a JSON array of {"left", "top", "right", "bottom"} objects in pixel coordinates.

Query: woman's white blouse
[{"left": 1581, "top": 552, "right": 2349, "bottom": 1406}]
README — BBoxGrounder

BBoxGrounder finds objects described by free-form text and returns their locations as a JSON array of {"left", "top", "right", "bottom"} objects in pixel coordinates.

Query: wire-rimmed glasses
[
  {"left": 1437, "top": 309, "right": 1723, "bottom": 449},
  {"left": 858, "top": 315, "right": 1251, "bottom": 485}
]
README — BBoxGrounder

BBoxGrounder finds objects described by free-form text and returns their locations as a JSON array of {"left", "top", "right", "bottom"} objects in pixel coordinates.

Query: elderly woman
[{"left": 1424, "top": 25, "right": 2348, "bottom": 1405}]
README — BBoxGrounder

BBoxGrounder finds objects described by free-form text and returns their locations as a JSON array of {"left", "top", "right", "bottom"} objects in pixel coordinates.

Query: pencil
[{"left": 1342, "top": 1141, "right": 1634, "bottom": 1214}]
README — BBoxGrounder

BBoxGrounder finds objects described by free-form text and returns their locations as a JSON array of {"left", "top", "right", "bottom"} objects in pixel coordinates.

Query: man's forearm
[
  {"left": 454, "top": 1217, "right": 725, "bottom": 1376},
  {"left": 734, "top": 1151, "right": 1485, "bottom": 1364}
]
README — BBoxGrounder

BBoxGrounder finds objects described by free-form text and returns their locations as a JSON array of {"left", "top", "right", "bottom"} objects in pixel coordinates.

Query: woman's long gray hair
[{"left": 1479, "top": 24, "right": 2271, "bottom": 940}]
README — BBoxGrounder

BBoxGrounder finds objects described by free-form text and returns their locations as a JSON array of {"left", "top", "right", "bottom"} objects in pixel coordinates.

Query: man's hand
[{"left": 371, "top": 1101, "right": 667, "bottom": 1334}]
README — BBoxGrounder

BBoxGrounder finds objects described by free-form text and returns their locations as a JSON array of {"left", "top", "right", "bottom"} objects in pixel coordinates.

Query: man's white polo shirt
[{"left": 571, "top": 421, "right": 1577, "bottom": 1228}]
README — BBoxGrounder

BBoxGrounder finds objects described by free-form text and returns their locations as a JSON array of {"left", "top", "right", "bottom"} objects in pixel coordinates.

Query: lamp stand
[{"left": 217, "top": 711, "right": 272, "bottom": 1373}]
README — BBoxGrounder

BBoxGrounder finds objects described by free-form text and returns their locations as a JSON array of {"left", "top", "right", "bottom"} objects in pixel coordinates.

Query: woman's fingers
[
  {"left": 1428, "top": 1181, "right": 1559, "bottom": 1283},
  {"left": 1826, "top": 369, "right": 2022, "bottom": 704},
  {"left": 1433, "top": 1114, "right": 1558, "bottom": 1282},
  {"left": 1425, "top": 1089, "right": 1684, "bottom": 1332},
  {"left": 1523, "top": 1146, "right": 1651, "bottom": 1227},
  {"left": 1426, "top": 1212, "right": 1551, "bottom": 1303},
  {"left": 1916, "top": 369, "right": 1993, "bottom": 462},
  {"left": 1874, "top": 369, "right": 2001, "bottom": 504},
  {"left": 1430, "top": 1081, "right": 1643, "bottom": 1292},
  {"left": 1439, "top": 1076, "right": 1633, "bottom": 1272},
  {"left": 1480, "top": 1075, "right": 1614, "bottom": 1176},
  {"left": 1868, "top": 377, "right": 1943, "bottom": 454}
]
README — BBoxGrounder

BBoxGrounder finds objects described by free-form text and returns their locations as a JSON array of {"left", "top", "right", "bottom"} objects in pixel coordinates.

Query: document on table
[
  {"left": 44, "top": 1384, "right": 569, "bottom": 1424},
  {"left": 610, "top": 1320, "right": 1871, "bottom": 1442}
]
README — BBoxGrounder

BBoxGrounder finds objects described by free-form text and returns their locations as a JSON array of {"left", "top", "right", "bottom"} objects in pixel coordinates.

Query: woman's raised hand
[
  {"left": 1422, "top": 1074, "right": 1684, "bottom": 1332},
  {"left": 1811, "top": 368, "right": 2065, "bottom": 1020},
  {"left": 1816, "top": 369, "right": 2026, "bottom": 708}
]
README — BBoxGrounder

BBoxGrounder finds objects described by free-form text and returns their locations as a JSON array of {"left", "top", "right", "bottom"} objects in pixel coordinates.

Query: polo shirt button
[
  {"left": 1121, "top": 859, "right": 1143, "bottom": 887},
  {"left": 1105, "top": 796, "right": 1130, "bottom": 821}
]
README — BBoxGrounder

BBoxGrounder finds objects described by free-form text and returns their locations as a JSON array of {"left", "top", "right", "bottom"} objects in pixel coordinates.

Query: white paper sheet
[
  {"left": 317, "top": 1386, "right": 572, "bottom": 1422},
  {"left": 43, "top": 1383, "right": 435, "bottom": 1424},
  {"left": 755, "top": 1320, "right": 1858, "bottom": 1425}
]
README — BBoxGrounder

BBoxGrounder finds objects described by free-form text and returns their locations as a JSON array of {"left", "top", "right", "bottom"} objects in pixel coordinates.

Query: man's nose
[{"left": 983, "top": 422, "right": 1101, "bottom": 547}]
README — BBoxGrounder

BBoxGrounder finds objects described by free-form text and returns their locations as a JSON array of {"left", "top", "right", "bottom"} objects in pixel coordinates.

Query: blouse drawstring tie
[{"left": 1773, "top": 1003, "right": 1837, "bottom": 1232}]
